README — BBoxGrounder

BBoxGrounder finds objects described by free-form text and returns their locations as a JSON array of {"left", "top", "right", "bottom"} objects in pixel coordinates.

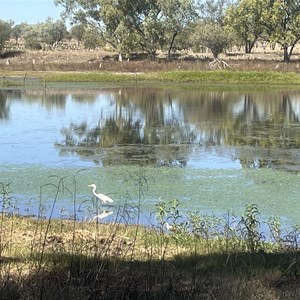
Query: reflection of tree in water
[
  {"left": 24, "top": 92, "right": 67, "bottom": 110},
  {"left": 58, "top": 94, "right": 196, "bottom": 166},
  {"left": 0, "top": 90, "right": 25, "bottom": 120},
  {"left": 57, "top": 88, "right": 300, "bottom": 170},
  {"left": 227, "top": 94, "right": 300, "bottom": 171},
  {"left": 0, "top": 91, "right": 10, "bottom": 120},
  {"left": 59, "top": 116, "right": 194, "bottom": 166}
]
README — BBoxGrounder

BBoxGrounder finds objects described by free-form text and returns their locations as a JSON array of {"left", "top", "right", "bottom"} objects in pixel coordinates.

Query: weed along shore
[{"left": 0, "top": 197, "right": 300, "bottom": 298}]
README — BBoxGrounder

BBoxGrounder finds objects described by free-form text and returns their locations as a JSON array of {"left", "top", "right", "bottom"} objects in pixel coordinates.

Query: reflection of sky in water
[
  {"left": 188, "top": 147, "right": 241, "bottom": 169},
  {"left": 1, "top": 95, "right": 109, "bottom": 167}
]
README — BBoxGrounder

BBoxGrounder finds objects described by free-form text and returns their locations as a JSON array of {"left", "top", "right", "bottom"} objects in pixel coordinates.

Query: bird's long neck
[{"left": 93, "top": 186, "right": 97, "bottom": 194}]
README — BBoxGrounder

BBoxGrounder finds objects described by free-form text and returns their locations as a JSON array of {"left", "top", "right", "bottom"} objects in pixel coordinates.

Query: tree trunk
[
  {"left": 283, "top": 46, "right": 290, "bottom": 63},
  {"left": 245, "top": 40, "right": 255, "bottom": 54},
  {"left": 167, "top": 32, "right": 178, "bottom": 61}
]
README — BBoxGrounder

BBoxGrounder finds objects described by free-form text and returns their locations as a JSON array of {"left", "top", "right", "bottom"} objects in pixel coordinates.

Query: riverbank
[
  {"left": 0, "top": 209, "right": 299, "bottom": 299},
  {"left": 2, "top": 49, "right": 300, "bottom": 87}
]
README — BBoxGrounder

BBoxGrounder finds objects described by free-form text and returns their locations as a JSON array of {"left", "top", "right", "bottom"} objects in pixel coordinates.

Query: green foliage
[
  {"left": 83, "top": 26, "right": 104, "bottom": 50},
  {"left": 159, "top": 0, "right": 197, "bottom": 58},
  {"left": 224, "top": 0, "right": 264, "bottom": 53},
  {"left": 11, "top": 24, "right": 24, "bottom": 44},
  {"left": 197, "top": 0, "right": 231, "bottom": 24},
  {"left": 0, "top": 20, "right": 12, "bottom": 53},
  {"left": 70, "top": 23, "right": 86, "bottom": 45},
  {"left": 239, "top": 204, "right": 264, "bottom": 253},
  {"left": 23, "top": 25, "right": 42, "bottom": 50},
  {"left": 263, "top": 0, "right": 300, "bottom": 62},
  {"left": 224, "top": 0, "right": 300, "bottom": 61},
  {"left": 55, "top": 0, "right": 196, "bottom": 59},
  {"left": 190, "top": 22, "right": 234, "bottom": 58},
  {"left": 41, "top": 18, "right": 68, "bottom": 46}
]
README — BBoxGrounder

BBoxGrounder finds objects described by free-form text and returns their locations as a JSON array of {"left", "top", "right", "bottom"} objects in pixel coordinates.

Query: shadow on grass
[{"left": 1, "top": 250, "right": 299, "bottom": 299}]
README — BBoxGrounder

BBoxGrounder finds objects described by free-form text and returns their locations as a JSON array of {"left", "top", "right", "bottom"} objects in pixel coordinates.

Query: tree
[
  {"left": 55, "top": 0, "right": 140, "bottom": 59},
  {"left": 41, "top": 18, "right": 68, "bottom": 47},
  {"left": 0, "top": 20, "right": 12, "bottom": 53},
  {"left": 159, "top": 0, "right": 196, "bottom": 60},
  {"left": 11, "top": 24, "right": 25, "bottom": 45},
  {"left": 261, "top": 0, "right": 300, "bottom": 62},
  {"left": 55, "top": 0, "right": 196, "bottom": 60},
  {"left": 23, "top": 24, "right": 43, "bottom": 50},
  {"left": 83, "top": 26, "right": 104, "bottom": 49},
  {"left": 191, "top": 22, "right": 234, "bottom": 58},
  {"left": 71, "top": 23, "right": 86, "bottom": 45},
  {"left": 196, "top": 0, "right": 232, "bottom": 24},
  {"left": 224, "top": 0, "right": 264, "bottom": 53}
]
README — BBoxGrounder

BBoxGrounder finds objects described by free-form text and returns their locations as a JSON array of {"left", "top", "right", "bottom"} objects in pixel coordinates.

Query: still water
[{"left": 0, "top": 87, "right": 299, "bottom": 225}]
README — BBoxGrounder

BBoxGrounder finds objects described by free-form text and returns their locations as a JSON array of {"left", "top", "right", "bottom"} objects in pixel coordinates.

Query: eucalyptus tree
[
  {"left": 191, "top": 22, "right": 234, "bottom": 59},
  {"left": 261, "top": 0, "right": 300, "bottom": 62},
  {"left": 196, "top": 0, "right": 234, "bottom": 24},
  {"left": 41, "top": 18, "right": 68, "bottom": 48},
  {"left": 55, "top": 0, "right": 161, "bottom": 59},
  {"left": 23, "top": 24, "right": 43, "bottom": 50},
  {"left": 0, "top": 20, "right": 12, "bottom": 53},
  {"left": 224, "top": 0, "right": 264, "bottom": 53},
  {"left": 55, "top": 0, "right": 196, "bottom": 60},
  {"left": 83, "top": 26, "right": 104, "bottom": 49},
  {"left": 159, "top": 0, "right": 196, "bottom": 60},
  {"left": 11, "top": 23, "right": 25, "bottom": 45},
  {"left": 70, "top": 23, "right": 86, "bottom": 45}
]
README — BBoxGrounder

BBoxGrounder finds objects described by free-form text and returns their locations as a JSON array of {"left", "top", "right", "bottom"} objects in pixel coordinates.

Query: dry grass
[
  {"left": 1, "top": 49, "right": 300, "bottom": 73},
  {"left": 0, "top": 215, "right": 300, "bottom": 299}
]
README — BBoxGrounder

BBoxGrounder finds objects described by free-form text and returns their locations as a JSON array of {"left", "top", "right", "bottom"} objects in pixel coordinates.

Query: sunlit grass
[
  {"left": 40, "top": 70, "right": 300, "bottom": 86},
  {"left": 2, "top": 69, "right": 300, "bottom": 87}
]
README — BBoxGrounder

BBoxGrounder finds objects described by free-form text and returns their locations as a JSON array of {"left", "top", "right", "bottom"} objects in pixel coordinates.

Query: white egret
[
  {"left": 165, "top": 222, "right": 174, "bottom": 231},
  {"left": 89, "top": 210, "right": 113, "bottom": 222},
  {"left": 88, "top": 184, "right": 114, "bottom": 204},
  {"left": 165, "top": 222, "right": 182, "bottom": 233}
]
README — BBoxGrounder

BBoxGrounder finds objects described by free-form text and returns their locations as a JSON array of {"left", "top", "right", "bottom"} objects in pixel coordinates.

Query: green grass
[
  {"left": 2, "top": 69, "right": 300, "bottom": 88},
  {"left": 148, "top": 70, "right": 300, "bottom": 85},
  {"left": 43, "top": 70, "right": 300, "bottom": 86}
]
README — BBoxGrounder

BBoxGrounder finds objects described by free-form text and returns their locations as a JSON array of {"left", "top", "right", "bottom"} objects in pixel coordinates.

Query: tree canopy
[
  {"left": 1, "top": 0, "right": 300, "bottom": 62},
  {"left": 55, "top": 0, "right": 196, "bottom": 60},
  {"left": 0, "top": 20, "right": 12, "bottom": 53}
]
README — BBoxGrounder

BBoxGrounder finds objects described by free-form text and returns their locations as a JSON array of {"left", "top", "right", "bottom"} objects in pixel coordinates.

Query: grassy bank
[
  {"left": 32, "top": 70, "right": 300, "bottom": 85},
  {"left": 2, "top": 70, "right": 300, "bottom": 88}
]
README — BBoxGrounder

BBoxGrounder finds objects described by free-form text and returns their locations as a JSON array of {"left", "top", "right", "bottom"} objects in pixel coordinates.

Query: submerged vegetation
[{"left": 0, "top": 170, "right": 300, "bottom": 299}]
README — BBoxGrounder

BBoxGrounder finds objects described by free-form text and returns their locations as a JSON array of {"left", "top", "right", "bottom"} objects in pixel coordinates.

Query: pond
[{"left": 0, "top": 86, "right": 299, "bottom": 227}]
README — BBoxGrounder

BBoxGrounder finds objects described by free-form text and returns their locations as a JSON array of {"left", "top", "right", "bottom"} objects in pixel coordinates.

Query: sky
[{"left": 0, "top": 0, "right": 64, "bottom": 24}]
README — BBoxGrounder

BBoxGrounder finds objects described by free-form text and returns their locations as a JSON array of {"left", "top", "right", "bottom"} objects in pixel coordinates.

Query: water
[{"left": 0, "top": 87, "right": 299, "bottom": 225}]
